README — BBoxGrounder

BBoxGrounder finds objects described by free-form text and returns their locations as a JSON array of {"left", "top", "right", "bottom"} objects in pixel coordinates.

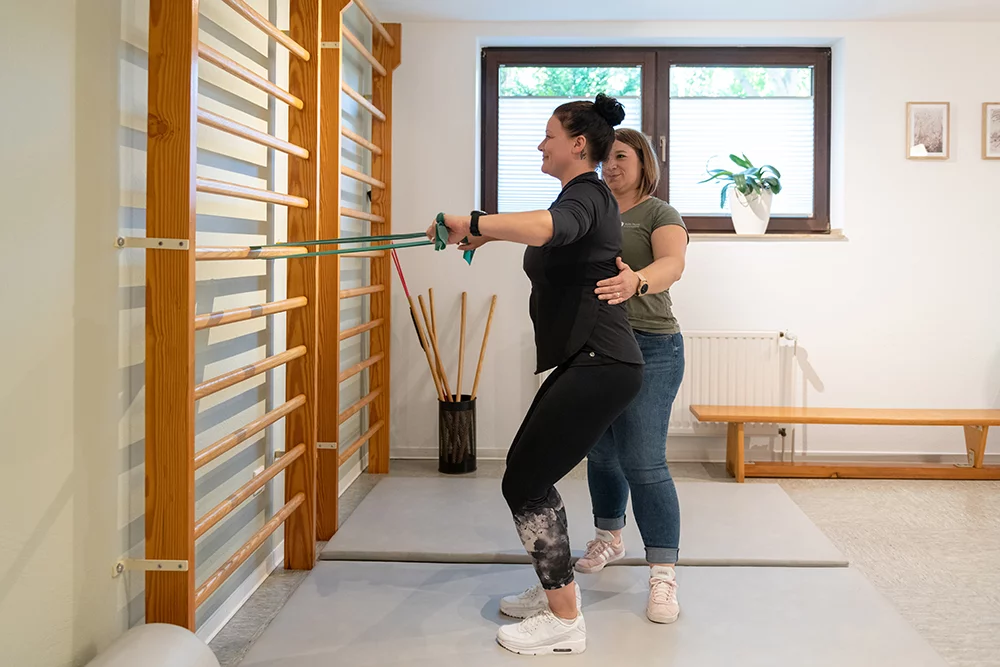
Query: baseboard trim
[
  {"left": 197, "top": 542, "right": 284, "bottom": 644},
  {"left": 390, "top": 446, "right": 1000, "bottom": 466}
]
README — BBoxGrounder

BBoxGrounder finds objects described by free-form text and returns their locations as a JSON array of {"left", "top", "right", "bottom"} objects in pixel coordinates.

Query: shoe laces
[
  {"left": 582, "top": 537, "right": 617, "bottom": 561},
  {"left": 520, "top": 609, "right": 557, "bottom": 632},
  {"left": 650, "top": 576, "right": 677, "bottom": 606}
]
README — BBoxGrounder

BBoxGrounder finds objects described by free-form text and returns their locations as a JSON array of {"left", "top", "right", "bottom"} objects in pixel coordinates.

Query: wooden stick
[
  {"left": 338, "top": 419, "right": 384, "bottom": 466},
  {"left": 341, "top": 127, "right": 382, "bottom": 155},
  {"left": 410, "top": 295, "right": 446, "bottom": 402},
  {"left": 340, "top": 206, "right": 385, "bottom": 223},
  {"left": 342, "top": 81, "right": 386, "bottom": 121},
  {"left": 419, "top": 294, "right": 452, "bottom": 401},
  {"left": 341, "top": 165, "right": 385, "bottom": 189},
  {"left": 457, "top": 292, "right": 467, "bottom": 400},
  {"left": 219, "top": 0, "right": 311, "bottom": 61},
  {"left": 339, "top": 388, "right": 381, "bottom": 425},
  {"left": 195, "top": 346, "right": 306, "bottom": 400},
  {"left": 194, "top": 296, "right": 306, "bottom": 330},
  {"left": 198, "top": 43, "right": 303, "bottom": 109},
  {"left": 342, "top": 27, "right": 387, "bottom": 77},
  {"left": 471, "top": 295, "right": 497, "bottom": 400},
  {"left": 195, "top": 493, "right": 304, "bottom": 606},
  {"left": 340, "top": 284, "right": 384, "bottom": 299},
  {"left": 428, "top": 288, "right": 449, "bottom": 398},
  {"left": 196, "top": 245, "right": 310, "bottom": 260},
  {"left": 195, "top": 396, "right": 305, "bottom": 469},
  {"left": 339, "top": 318, "right": 383, "bottom": 342},
  {"left": 195, "top": 443, "right": 305, "bottom": 539},
  {"left": 196, "top": 177, "right": 309, "bottom": 209},
  {"left": 352, "top": 0, "right": 396, "bottom": 47},
  {"left": 338, "top": 352, "right": 384, "bottom": 384},
  {"left": 198, "top": 108, "right": 309, "bottom": 159}
]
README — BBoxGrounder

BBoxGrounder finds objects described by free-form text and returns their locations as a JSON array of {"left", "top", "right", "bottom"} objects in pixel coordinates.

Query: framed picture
[
  {"left": 984, "top": 103, "right": 1000, "bottom": 160},
  {"left": 906, "top": 102, "right": 950, "bottom": 160}
]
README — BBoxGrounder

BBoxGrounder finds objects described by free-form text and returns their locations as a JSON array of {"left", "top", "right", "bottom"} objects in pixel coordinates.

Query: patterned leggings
[{"left": 502, "top": 350, "right": 642, "bottom": 589}]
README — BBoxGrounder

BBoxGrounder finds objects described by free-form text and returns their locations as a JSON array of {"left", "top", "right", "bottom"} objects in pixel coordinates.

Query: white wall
[{"left": 388, "top": 21, "right": 1000, "bottom": 462}]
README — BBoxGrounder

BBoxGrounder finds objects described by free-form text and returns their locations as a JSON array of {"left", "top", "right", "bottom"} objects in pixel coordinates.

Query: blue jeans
[{"left": 586, "top": 331, "right": 684, "bottom": 564}]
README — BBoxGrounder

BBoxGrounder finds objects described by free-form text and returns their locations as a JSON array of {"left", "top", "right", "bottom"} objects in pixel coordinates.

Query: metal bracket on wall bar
[
  {"left": 321, "top": 42, "right": 341, "bottom": 49},
  {"left": 112, "top": 558, "right": 189, "bottom": 578},
  {"left": 115, "top": 236, "right": 190, "bottom": 250},
  {"left": 317, "top": 442, "right": 338, "bottom": 451}
]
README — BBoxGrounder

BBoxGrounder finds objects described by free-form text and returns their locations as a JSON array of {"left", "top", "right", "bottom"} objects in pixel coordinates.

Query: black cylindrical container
[{"left": 438, "top": 394, "right": 477, "bottom": 474}]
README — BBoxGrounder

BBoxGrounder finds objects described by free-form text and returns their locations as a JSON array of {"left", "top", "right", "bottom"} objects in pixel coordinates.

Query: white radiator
[
  {"left": 670, "top": 330, "right": 791, "bottom": 435},
  {"left": 537, "top": 330, "right": 794, "bottom": 436}
]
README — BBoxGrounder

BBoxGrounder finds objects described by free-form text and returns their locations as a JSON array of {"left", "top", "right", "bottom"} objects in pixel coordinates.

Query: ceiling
[{"left": 369, "top": 0, "right": 1000, "bottom": 22}]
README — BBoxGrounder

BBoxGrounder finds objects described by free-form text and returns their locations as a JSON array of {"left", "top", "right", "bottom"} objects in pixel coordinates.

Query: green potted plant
[{"left": 699, "top": 154, "right": 782, "bottom": 234}]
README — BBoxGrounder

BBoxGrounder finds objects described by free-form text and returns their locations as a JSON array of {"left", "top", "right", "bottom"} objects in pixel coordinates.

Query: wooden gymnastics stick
[
  {"left": 427, "top": 288, "right": 450, "bottom": 397},
  {"left": 457, "top": 292, "right": 467, "bottom": 400},
  {"left": 419, "top": 295, "right": 453, "bottom": 401},
  {"left": 471, "top": 295, "right": 497, "bottom": 401},
  {"left": 410, "top": 295, "right": 445, "bottom": 402}
]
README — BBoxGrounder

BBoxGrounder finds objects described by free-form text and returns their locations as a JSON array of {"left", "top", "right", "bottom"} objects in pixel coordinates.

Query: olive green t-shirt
[{"left": 620, "top": 197, "right": 687, "bottom": 334}]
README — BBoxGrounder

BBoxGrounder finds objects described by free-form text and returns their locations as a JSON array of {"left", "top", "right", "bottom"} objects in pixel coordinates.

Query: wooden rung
[
  {"left": 197, "top": 177, "right": 309, "bottom": 209},
  {"left": 339, "top": 317, "right": 383, "bottom": 341},
  {"left": 195, "top": 346, "right": 306, "bottom": 401},
  {"left": 195, "top": 245, "right": 310, "bottom": 260},
  {"left": 198, "top": 43, "right": 304, "bottom": 110},
  {"left": 198, "top": 108, "right": 309, "bottom": 159},
  {"left": 341, "top": 166, "right": 385, "bottom": 189},
  {"left": 196, "top": 396, "right": 305, "bottom": 469},
  {"left": 195, "top": 492, "right": 304, "bottom": 606},
  {"left": 219, "top": 0, "right": 310, "bottom": 61},
  {"left": 341, "top": 128, "right": 382, "bottom": 155},
  {"left": 352, "top": 0, "right": 395, "bottom": 47},
  {"left": 338, "top": 419, "right": 384, "bottom": 466},
  {"left": 340, "top": 284, "right": 384, "bottom": 299},
  {"left": 195, "top": 296, "right": 307, "bottom": 330},
  {"left": 339, "top": 388, "right": 381, "bottom": 425},
  {"left": 342, "top": 82, "right": 386, "bottom": 121},
  {"left": 342, "top": 250, "right": 386, "bottom": 259},
  {"left": 342, "top": 27, "right": 387, "bottom": 77},
  {"left": 195, "top": 443, "right": 305, "bottom": 539},
  {"left": 338, "top": 352, "right": 384, "bottom": 384},
  {"left": 340, "top": 206, "right": 385, "bottom": 223}
]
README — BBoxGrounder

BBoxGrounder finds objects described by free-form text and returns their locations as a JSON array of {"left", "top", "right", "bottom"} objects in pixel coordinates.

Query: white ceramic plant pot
[{"left": 729, "top": 188, "right": 773, "bottom": 235}]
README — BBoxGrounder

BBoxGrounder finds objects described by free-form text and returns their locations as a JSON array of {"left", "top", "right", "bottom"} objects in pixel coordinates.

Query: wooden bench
[{"left": 689, "top": 405, "right": 1000, "bottom": 482}]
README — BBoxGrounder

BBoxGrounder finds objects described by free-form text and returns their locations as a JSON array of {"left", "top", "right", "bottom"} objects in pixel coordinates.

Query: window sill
[{"left": 689, "top": 229, "right": 847, "bottom": 243}]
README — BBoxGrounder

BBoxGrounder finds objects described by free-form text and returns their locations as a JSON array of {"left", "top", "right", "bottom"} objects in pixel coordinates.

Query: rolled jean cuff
[
  {"left": 646, "top": 547, "right": 678, "bottom": 565},
  {"left": 595, "top": 515, "right": 626, "bottom": 531}
]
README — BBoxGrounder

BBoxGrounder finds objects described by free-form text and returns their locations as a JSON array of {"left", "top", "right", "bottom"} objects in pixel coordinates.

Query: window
[{"left": 481, "top": 47, "right": 831, "bottom": 234}]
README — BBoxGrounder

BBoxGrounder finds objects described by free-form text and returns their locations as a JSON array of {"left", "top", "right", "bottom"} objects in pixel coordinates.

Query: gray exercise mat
[
  {"left": 240, "top": 562, "right": 945, "bottom": 666},
  {"left": 319, "top": 477, "right": 847, "bottom": 566}
]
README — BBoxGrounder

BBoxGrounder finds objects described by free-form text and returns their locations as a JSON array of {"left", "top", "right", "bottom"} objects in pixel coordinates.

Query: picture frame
[
  {"left": 906, "top": 102, "right": 950, "bottom": 160},
  {"left": 984, "top": 103, "right": 1000, "bottom": 160}
]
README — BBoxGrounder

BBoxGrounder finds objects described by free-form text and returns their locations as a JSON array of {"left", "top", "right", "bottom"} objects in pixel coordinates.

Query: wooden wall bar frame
[
  {"left": 367, "top": 23, "right": 401, "bottom": 474},
  {"left": 283, "top": 0, "right": 323, "bottom": 571},
  {"left": 316, "top": 0, "right": 352, "bottom": 540},
  {"left": 144, "top": 0, "right": 199, "bottom": 630}
]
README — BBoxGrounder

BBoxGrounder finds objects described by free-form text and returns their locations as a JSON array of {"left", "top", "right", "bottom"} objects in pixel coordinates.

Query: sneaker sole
[
  {"left": 647, "top": 609, "right": 680, "bottom": 624},
  {"left": 496, "top": 636, "right": 586, "bottom": 655},
  {"left": 573, "top": 547, "right": 625, "bottom": 574}
]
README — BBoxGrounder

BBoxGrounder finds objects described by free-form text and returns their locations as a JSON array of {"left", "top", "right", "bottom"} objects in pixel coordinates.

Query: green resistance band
[
  {"left": 249, "top": 231, "right": 427, "bottom": 251},
  {"left": 279, "top": 239, "right": 433, "bottom": 259},
  {"left": 434, "top": 213, "right": 475, "bottom": 265}
]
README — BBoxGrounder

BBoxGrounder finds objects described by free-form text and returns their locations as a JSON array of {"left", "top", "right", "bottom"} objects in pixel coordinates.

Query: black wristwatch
[{"left": 470, "top": 210, "right": 486, "bottom": 237}]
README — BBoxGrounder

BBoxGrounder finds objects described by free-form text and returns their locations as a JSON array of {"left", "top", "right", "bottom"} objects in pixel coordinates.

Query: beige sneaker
[
  {"left": 647, "top": 565, "right": 679, "bottom": 623},
  {"left": 573, "top": 529, "right": 625, "bottom": 574}
]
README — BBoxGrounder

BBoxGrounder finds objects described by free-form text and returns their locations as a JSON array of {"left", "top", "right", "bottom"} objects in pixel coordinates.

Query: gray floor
[
  {"left": 319, "top": 476, "right": 847, "bottom": 566},
  {"left": 210, "top": 461, "right": 1000, "bottom": 667},
  {"left": 238, "top": 562, "right": 945, "bottom": 667}
]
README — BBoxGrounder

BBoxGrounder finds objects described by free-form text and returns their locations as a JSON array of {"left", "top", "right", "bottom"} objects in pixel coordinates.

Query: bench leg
[
  {"left": 964, "top": 425, "right": 989, "bottom": 468},
  {"left": 727, "top": 422, "right": 745, "bottom": 482}
]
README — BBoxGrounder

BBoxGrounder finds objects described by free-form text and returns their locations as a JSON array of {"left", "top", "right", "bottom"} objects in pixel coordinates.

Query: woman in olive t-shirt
[{"left": 572, "top": 128, "right": 689, "bottom": 626}]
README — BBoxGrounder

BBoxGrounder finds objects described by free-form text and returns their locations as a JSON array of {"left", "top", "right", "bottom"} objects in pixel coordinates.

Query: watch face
[{"left": 639, "top": 284, "right": 649, "bottom": 295}]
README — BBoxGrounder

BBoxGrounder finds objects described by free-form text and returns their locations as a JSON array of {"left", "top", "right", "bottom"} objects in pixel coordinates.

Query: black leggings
[{"left": 502, "top": 350, "right": 643, "bottom": 590}]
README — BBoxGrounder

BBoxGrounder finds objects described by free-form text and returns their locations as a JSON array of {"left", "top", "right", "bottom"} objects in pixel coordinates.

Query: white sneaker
[
  {"left": 496, "top": 609, "right": 586, "bottom": 655},
  {"left": 647, "top": 565, "right": 680, "bottom": 624},
  {"left": 573, "top": 529, "right": 625, "bottom": 574},
  {"left": 499, "top": 582, "right": 582, "bottom": 619}
]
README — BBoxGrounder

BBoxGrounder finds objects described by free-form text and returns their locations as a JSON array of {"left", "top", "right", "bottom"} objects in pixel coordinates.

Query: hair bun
[{"left": 593, "top": 93, "right": 625, "bottom": 127}]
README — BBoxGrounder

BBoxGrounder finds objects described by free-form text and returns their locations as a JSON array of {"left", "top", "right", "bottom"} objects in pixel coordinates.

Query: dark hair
[{"left": 553, "top": 93, "right": 626, "bottom": 164}]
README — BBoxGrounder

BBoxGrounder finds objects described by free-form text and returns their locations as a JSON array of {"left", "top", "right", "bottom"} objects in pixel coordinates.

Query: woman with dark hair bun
[{"left": 428, "top": 93, "right": 641, "bottom": 655}]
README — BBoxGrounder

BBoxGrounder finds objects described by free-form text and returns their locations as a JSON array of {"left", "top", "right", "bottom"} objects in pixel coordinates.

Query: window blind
[
  {"left": 668, "top": 98, "right": 814, "bottom": 217},
  {"left": 497, "top": 97, "right": 642, "bottom": 212}
]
